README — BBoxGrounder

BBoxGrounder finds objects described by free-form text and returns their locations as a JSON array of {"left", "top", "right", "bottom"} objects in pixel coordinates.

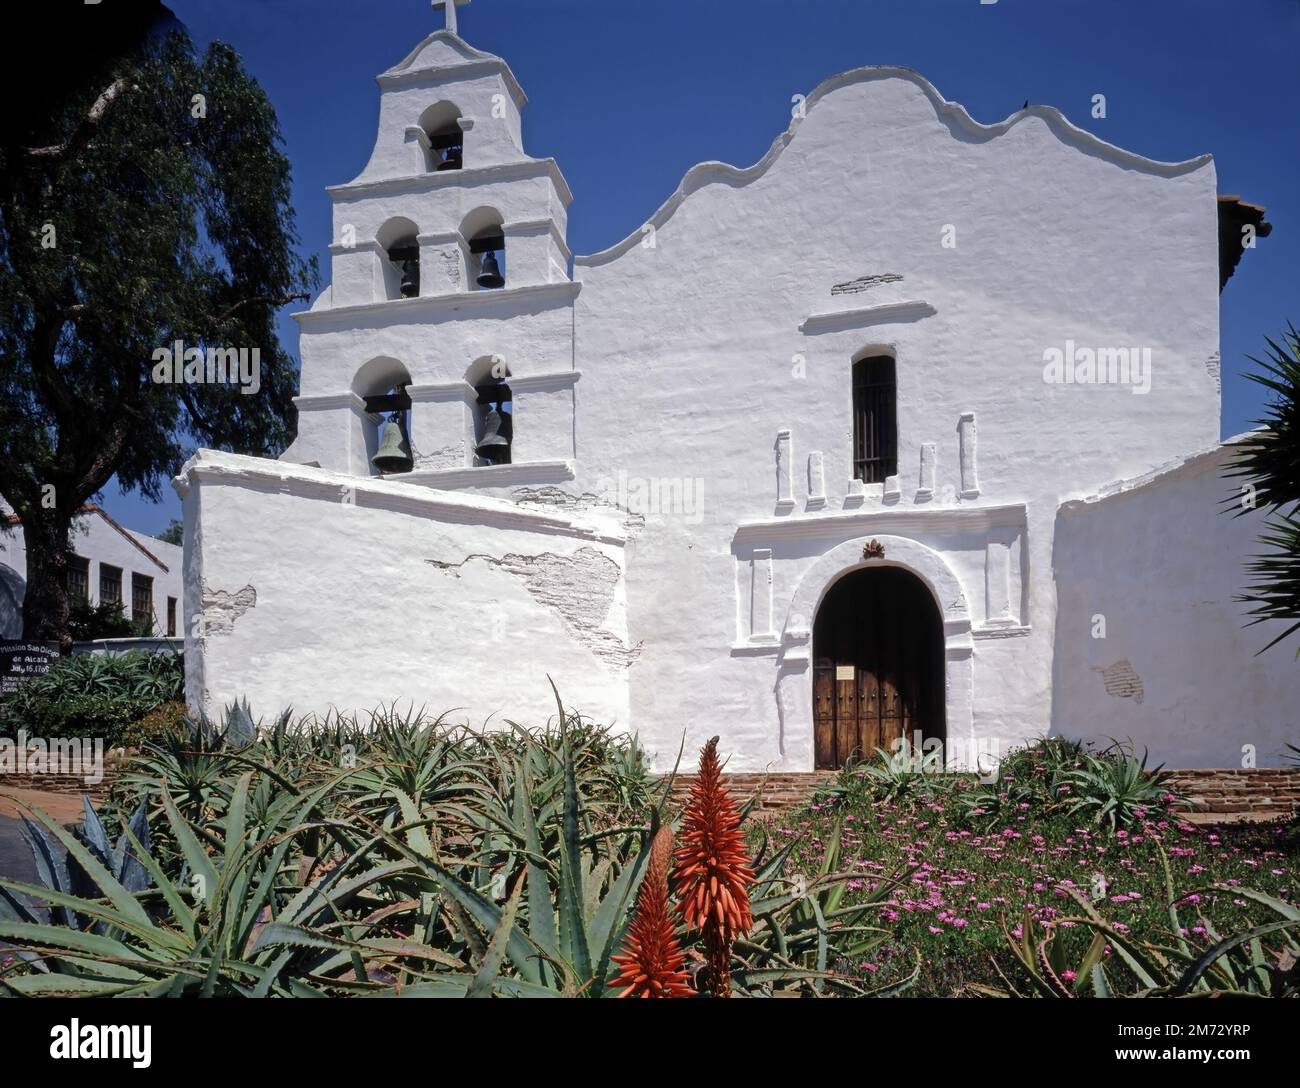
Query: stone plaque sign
[{"left": 0, "top": 641, "right": 62, "bottom": 699}]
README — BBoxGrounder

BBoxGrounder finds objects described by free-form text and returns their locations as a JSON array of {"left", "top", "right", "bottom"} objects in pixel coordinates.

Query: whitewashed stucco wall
[
  {"left": 178, "top": 450, "right": 630, "bottom": 730},
  {"left": 566, "top": 68, "right": 1220, "bottom": 769},
  {"left": 185, "top": 33, "right": 1280, "bottom": 772},
  {"left": 1052, "top": 439, "right": 1297, "bottom": 768}
]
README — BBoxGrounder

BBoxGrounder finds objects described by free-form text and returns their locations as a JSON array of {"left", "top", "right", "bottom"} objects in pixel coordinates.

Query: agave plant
[
  {"left": 1064, "top": 745, "right": 1177, "bottom": 830},
  {"left": 853, "top": 743, "right": 945, "bottom": 804},
  {"left": 0, "top": 684, "right": 916, "bottom": 998},
  {"left": 0, "top": 774, "right": 349, "bottom": 995},
  {"left": 0, "top": 796, "right": 151, "bottom": 936}
]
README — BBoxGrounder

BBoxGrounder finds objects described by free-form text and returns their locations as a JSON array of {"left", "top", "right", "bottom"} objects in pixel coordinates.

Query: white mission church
[{"left": 175, "top": 2, "right": 1294, "bottom": 771}]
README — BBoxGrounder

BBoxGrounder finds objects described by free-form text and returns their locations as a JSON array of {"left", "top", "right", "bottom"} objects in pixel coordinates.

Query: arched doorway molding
[{"left": 774, "top": 535, "right": 975, "bottom": 770}]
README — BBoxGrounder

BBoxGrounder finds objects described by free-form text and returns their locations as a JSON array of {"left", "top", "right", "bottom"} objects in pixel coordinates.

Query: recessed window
[
  {"left": 166, "top": 597, "right": 177, "bottom": 638},
  {"left": 852, "top": 355, "right": 897, "bottom": 484},
  {"left": 66, "top": 555, "right": 89, "bottom": 603},
  {"left": 131, "top": 573, "right": 153, "bottom": 633},
  {"left": 99, "top": 563, "right": 122, "bottom": 608}
]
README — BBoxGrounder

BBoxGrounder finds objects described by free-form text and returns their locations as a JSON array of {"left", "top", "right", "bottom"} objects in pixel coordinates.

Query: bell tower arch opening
[
  {"left": 466, "top": 356, "right": 512, "bottom": 466},
  {"left": 376, "top": 217, "right": 421, "bottom": 300},
  {"left": 353, "top": 357, "right": 414, "bottom": 476},
  {"left": 461, "top": 207, "right": 506, "bottom": 291},
  {"left": 419, "top": 101, "right": 464, "bottom": 171}
]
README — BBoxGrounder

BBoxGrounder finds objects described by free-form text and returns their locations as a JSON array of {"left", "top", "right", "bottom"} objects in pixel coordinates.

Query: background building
[{"left": 0, "top": 504, "right": 183, "bottom": 642}]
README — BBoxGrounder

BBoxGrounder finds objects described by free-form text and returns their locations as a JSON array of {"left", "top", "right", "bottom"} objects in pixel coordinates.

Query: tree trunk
[{"left": 20, "top": 509, "right": 74, "bottom": 648}]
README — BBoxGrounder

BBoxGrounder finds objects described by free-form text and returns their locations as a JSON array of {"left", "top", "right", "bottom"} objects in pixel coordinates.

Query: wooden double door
[{"left": 812, "top": 566, "right": 944, "bottom": 769}]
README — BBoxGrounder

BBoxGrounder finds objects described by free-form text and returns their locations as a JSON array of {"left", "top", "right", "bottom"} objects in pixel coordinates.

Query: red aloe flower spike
[
  {"left": 672, "top": 736, "right": 756, "bottom": 996},
  {"left": 610, "top": 825, "right": 693, "bottom": 997}
]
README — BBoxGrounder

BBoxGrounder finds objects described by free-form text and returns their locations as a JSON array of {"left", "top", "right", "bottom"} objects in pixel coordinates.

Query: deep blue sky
[{"left": 105, "top": 0, "right": 1298, "bottom": 536}]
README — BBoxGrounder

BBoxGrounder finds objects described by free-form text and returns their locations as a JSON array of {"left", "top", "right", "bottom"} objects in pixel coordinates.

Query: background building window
[
  {"left": 166, "top": 597, "right": 177, "bottom": 637},
  {"left": 66, "top": 555, "right": 89, "bottom": 603},
  {"left": 131, "top": 573, "right": 154, "bottom": 632},
  {"left": 852, "top": 354, "right": 898, "bottom": 484},
  {"left": 99, "top": 564, "right": 123, "bottom": 609}
]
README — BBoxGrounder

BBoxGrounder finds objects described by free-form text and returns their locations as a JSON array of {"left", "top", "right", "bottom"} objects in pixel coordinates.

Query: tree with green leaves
[
  {"left": 1227, "top": 324, "right": 1300, "bottom": 654},
  {"left": 0, "top": 10, "right": 315, "bottom": 643},
  {"left": 157, "top": 519, "right": 183, "bottom": 547}
]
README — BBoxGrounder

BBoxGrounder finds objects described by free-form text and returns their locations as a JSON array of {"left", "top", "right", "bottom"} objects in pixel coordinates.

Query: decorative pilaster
[
  {"left": 750, "top": 549, "right": 774, "bottom": 640},
  {"left": 984, "top": 538, "right": 1014, "bottom": 625},
  {"left": 958, "top": 412, "right": 980, "bottom": 499},
  {"left": 917, "top": 442, "right": 936, "bottom": 500},
  {"left": 775, "top": 429, "right": 794, "bottom": 513},
  {"left": 807, "top": 452, "right": 826, "bottom": 509}
]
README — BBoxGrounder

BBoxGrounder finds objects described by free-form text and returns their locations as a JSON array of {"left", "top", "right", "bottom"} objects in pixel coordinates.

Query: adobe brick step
[{"left": 664, "top": 768, "right": 1300, "bottom": 818}]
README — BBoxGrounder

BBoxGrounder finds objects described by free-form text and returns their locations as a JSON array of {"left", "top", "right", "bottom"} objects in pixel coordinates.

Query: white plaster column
[
  {"left": 329, "top": 241, "right": 385, "bottom": 306},
  {"left": 408, "top": 381, "right": 473, "bottom": 470},
  {"left": 404, "top": 125, "right": 433, "bottom": 174},
  {"left": 418, "top": 231, "right": 468, "bottom": 295}
]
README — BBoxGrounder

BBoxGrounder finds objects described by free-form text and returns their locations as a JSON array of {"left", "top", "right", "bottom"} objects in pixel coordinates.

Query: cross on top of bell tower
[{"left": 432, "top": 0, "right": 471, "bottom": 36}]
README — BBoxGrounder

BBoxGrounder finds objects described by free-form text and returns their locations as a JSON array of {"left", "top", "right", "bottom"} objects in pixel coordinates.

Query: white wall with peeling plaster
[
  {"left": 177, "top": 450, "right": 630, "bottom": 729},
  {"left": 179, "top": 26, "right": 1291, "bottom": 767}
]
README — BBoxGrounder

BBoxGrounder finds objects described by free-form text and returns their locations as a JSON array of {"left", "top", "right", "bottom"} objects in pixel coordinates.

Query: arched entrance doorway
[{"left": 812, "top": 566, "right": 945, "bottom": 769}]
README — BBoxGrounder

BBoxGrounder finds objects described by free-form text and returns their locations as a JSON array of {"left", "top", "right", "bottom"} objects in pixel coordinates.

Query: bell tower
[
  {"left": 328, "top": 0, "right": 572, "bottom": 302},
  {"left": 288, "top": 1, "right": 579, "bottom": 484}
]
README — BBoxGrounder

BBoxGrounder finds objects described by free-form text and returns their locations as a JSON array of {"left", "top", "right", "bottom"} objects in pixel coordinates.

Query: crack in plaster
[
  {"left": 1204, "top": 352, "right": 1221, "bottom": 393},
  {"left": 512, "top": 486, "right": 647, "bottom": 532},
  {"left": 413, "top": 443, "right": 465, "bottom": 469},
  {"left": 831, "top": 272, "right": 904, "bottom": 296},
  {"left": 424, "top": 546, "right": 638, "bottom": 668}
]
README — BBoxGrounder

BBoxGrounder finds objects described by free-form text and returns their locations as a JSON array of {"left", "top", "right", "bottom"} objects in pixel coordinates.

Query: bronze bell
[
  {"left": 436, "top": 143, "right": 463, "bottom": 171},
  {"left": 475, "top": 408, "right": 510, "bottom": 464},
  {"left": 476, "top": 250, "right": 505, "bottom": 290},
  {"left": 372, "top": 415, "right": 413, "bottom": 474},
  {"left": 398, "top": 257, "right": 420, "bottom": 298}
]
